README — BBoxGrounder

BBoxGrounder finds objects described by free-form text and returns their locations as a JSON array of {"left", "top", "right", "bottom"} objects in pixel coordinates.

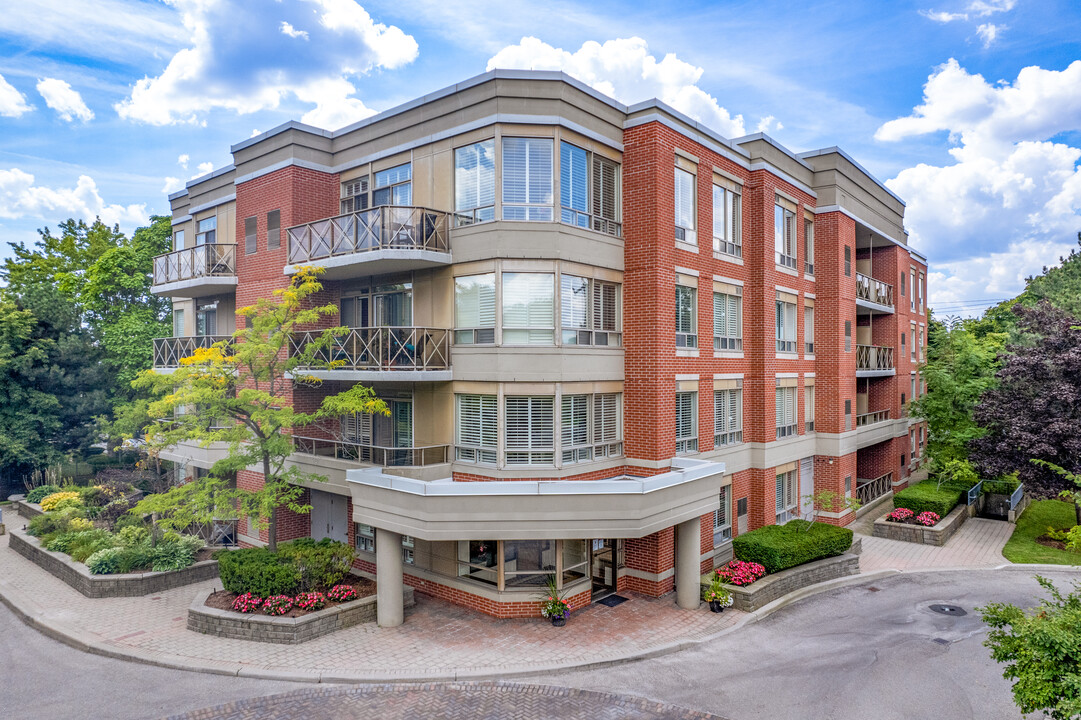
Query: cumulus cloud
[
  {"left": 35, "top": 78, "right": 94, "bottom": 123},
  {"left": 487, "top": 36, "right": 745, "bottom": 138},
  {"left": 756, "top": 115, "right": 783, "bottom": 134},
  {"left": 161, "top": 177, "right": 185, "bottom": 194},
  {"left": 0, "top": 73, "right": 32, "bottom": 117},
  {"left": 192, "top": 162, "right": 214, "bottom": 179},
  {"left": 879, "top": 59, "right": 1081, "bottom": 311},
  {"left": 177, "top": 154, "right": 189, "bottom": 169},
  {"left": 975, "top": 23, "right": 1003, "bottom": 47},
  {"left": 0, "top": 168, "right": 148, "bottom": 228},
  {"left": 115, "top": 0, "right": 417, "bottom": 128}
]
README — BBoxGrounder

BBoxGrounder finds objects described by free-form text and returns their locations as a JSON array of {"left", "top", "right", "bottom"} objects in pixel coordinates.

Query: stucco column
[
  {"left": 676, "top": 518, "right": 701, "bottom": 610},
  {"left": 375, "top": 527, "right": 404, "bottom": 627}
]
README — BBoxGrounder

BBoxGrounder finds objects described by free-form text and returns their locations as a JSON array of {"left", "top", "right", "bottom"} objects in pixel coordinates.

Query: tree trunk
[{"left": 1075, "top": 501, "right": 1080, "bottom": 527}]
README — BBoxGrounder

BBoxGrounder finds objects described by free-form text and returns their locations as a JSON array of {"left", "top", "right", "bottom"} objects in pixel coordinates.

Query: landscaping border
[
  {"left": 8, "top": 526, "right": 219, "bottom": 598},
  {"left": 188, "top": 585, "right": 416, "bottom": 644},
  {"left": 872, "top": 502, "right": 970, "bottom": 546},
  {"left": 702, "top": 552, "right": 861, "bottom": 613},
  {"left": 11, "top": 499, "right": 43, "bottom": 520}
]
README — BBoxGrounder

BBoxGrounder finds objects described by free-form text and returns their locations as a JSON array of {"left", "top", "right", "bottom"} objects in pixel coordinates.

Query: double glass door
[
  {"left": 591, "top": 539, "right": 617, "bottom": 599},
  {"left": 342, "top": 398, "right": 414, "bottom": 465},
  {"left": 340, "top": 283, "right": 412, "bottom": 328}
]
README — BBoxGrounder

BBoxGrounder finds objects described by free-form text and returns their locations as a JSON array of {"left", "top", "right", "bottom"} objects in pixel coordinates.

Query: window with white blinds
[
  {"left": 592, "top": 155, "right": 620, "bottom": 235},
  {"left": 712, "top": 185, "right": 741, "bottom": 257},
  {"left": 505, "top": 396, "right": 555, "bottom": 465},
  {"left": 776, "top": 470, "right": 798, "bottom": 523},
  {"left": 503, "top": 273, "right": 554, "bottom": 344},
  {"left": 676, "top": 285, "right": 697, "bottom": 348},
  {"left": 561, "top": 394, "right": 590, "bottom": 463},
  {"left": 196, "top": 216, "right": 216, "bottom": 245},
  {"left": 173, "top": 309, "right": 185, "bottom": 337},
  {"left": 341, "top": 177, "right": 370, "bottom": 214},
  {"left": 675, "top": 168, "right": 696, "bottom": 244},
  {"left": 454, "top": 274, "right": 496, "bottom": 344},
  {"left": 714, "top": 389, "right": 742, "bottom": 446},
  {"left": 560, "top": 142, "right": 589, "bottom": 228},
  {"left": 713, "top": 290, "right": 742, "bottom": 350},
  {"left": 804, "top": 305, "right": 815, "bottom": 354},
  {"left": 455, "top": 140, "right": 495, "bottom": 223},
  {"left": 804, "top": 218, "right": 815, "bottom": 275},
  {"left": 503, "top": 137, "right": 553, "bottom": 221},
  {"left": 775, "top": 204, "right": 796, "bottom": 269},
  {"left": 714, "top": 485, "right": 732, "bottom": 543},
  {"left": 776, "top": 300, "right": 797, "bottom": 352},
  {"left": 561, "top": 393, "right": 623, "bottom": 463},
  {"left": 776, "top": 387, "right": 796, "bottom": 438},
  {"left": 593, "top": 393, "right": 622, "bottom": 455},
  {"left": 805, "top": 385, "right": 815, "bottom": 431},
  {"left": 455, "top": 394, "right": 497, "bottom": 464},
  {"left": 373, "top": 164, "right": 412, "bottom": 206},
  {"left": 244, "top": 216, "right": 257, "bottom": 255},
  {"left": 561, "top": 275, "right": 620, "bottom": 346},
  {"left": 675, "top": 391, "right": 698, "bottom": 454}
]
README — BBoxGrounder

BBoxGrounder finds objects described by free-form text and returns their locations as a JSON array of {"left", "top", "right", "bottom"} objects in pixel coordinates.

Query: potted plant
[
  {"left": 539, "top": 575, "right": 571, "bottom": 627},
  {"left": 703, "top": 575, "right": 734, "bottom": 613}
]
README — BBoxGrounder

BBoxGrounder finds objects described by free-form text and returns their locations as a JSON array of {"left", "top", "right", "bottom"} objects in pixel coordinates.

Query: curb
[{"left": 3, "top": 560, "right": 1080, "bottom": 685}]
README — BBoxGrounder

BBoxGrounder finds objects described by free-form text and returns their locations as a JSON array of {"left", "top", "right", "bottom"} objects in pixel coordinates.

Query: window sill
[
  {"left": 775, "top": 352, "right": 799, "bottom": 360},
  {"left": 804, "top": 353, "right": 815, "bottom": 361},
  {"left": 713, "top": 351, "right": 744, "bottom": 359},
  {"left": 804, "top": 274, "right": 815, "bottom": 282},
  {"left": 775, "top": 265, "right": 799, "bottom": 278},
  {"left": 675, "top": 240, "right": 700, "bottom": 254},
  {"left": 676, "top": 348, "right": 700, "bottom": 358},
  {"left": 713, "top": 252, "right": 744, "bottom": 266}
]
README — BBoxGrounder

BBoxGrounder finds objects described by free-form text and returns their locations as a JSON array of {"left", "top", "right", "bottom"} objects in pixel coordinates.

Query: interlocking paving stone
[
  {"left": 858, "top": 517, "right": 1013, "bottom": 573},
  {"left": 160, "top": 682, "right": 729, "bottom": 720}
]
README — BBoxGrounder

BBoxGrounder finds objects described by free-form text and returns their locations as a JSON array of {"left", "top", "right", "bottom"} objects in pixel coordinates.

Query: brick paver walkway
[
  {"left": 0, "top": 531, "right": 742, "bottom": 681},
  {"left": 857, "top": 517, "right": 1014, "bottom": 573},
  {"left": 163, "top": 683, "right": 727, "bottom": 720}
]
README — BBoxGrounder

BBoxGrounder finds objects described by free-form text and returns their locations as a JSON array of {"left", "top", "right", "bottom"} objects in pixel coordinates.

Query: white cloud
[
  {"left": 162, "top": 177, "right": 185, "bottom": 194},
  {"left": 192, "top": 162, "right": 214, "bottom": 179},
  {"left": 0, "top": 168, "right": 148, "bottom": 228},
  {"left": 920, "top": 9, "right": 969, "bottom": 22},
  {"left": 0, "top": 73, "right": 32, "bottom": 117},
  {"left": 756, "top": 115, "right": 783, "bottom": 134},
  {"left": 177, "top": 154, "right": 189, "bottom": 169},
  {"left": 975, "top": 23, "right": 1003, "bottom": 47},
  {"left": 487, "top": 36, "right": 746, "bottom": 138},
  {"left": 35, "top": 78, "right": 94, "bottom": 123},
  {"left": 297, "top": 77, "right": 376, "bottom": 130},
  {"left": 115, "top": 0, "right": 417, "bottom": 126},
  {"left": 280, "top": 21, "right": 309, "bottom": 40},
  {"left": 968, "top": 0, "right": 1015, "bottom": 16}
]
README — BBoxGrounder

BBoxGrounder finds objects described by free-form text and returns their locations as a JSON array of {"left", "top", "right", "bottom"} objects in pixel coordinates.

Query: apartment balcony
[
  {"left": 856, "top": 472, "right": 893, "bottom": 505},
  {"left": 292, "top": 436, "right": 449, "bottom": 467},
  {"left": 854, "top": 408, "right": 894, "bottom": 448},
  {"left": 152, "top": 244, "right": 238, "bottom": 298},
  {"left": 153, "top": 335, "right": 233, "bottom": 370},
  {"left": 285, "top": 206, "right": 451, "bottom": 279},
  {"left": 290, "top": 326, "right": 452, "bottom": 382},
  {"left": 855, "top": 273, "right": 894, "bottom": 314},
  {"left": 856, "top": 344, "right": 895, "bottom": 377},
  {"left": 855, "top": 409, "right": 891, "bottom": 428}
]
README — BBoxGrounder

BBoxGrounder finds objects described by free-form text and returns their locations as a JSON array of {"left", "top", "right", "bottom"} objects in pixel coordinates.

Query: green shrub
[
  {"left": 45, "top": 532, "right": 84, "bottom": 554},
  {"left": 893, "top": 481, "right": 962, "bottom": 517},
  {"left": 86, "top": 547, "right": 123, "bottom": 575},
  {"left": 732, "top": 520, "right": 853, "bottom": 574},
  {"left": 984, "top": 473, "right": 1023, "bottom": 496},
  {"left": 68, "top": 530, "right": 119, "bottom": 563},
  {"left": 278, "top": 538, "right": 355, "bottom": 592},
  {"left": 25, "top": 485, "right": 61, "bottom": 504},
  {"left": 116, "top": 545, "right": 152, "bottom": 573},
  {"left": 216, "top": 548, "right": 300, "bottom": 597},
  {"left": 116, "top": 525, "right": 150, "bottom": 547},
  {"left": 151, "top": 542, "right": 195, "bottom": 572},
  {"left": 28, "top": 511, "right": 77, "bottom": 538}
]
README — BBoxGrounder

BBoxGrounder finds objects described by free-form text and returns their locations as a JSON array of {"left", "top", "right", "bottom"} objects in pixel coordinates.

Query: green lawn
[{"left": 1002, "top": 500, "right": 1081, "bottom": 565}]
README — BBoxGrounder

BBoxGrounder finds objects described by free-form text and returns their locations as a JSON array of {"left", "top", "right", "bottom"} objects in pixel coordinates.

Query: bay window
[
  {"left": 503, "top": 137, "right": 553, "bottom": 221},
  {"left": 455, "top": 140, "right": 495, "bottom": 223},
  {"left": 454, "top": 273, "right": 496, "bottom": 344},
  {"left": 561, "top": 275, "right": 620, "bottom": 346},
  {"left": 505, "top": 395, "right": 555, "bottom": 465},
  {"left": 503, "top": 540, "right": 557, "bottom": 587},
  {"left": 502, "top": 273, "right": 554, "bottom": 344},
  {"left": 455, "top": 394, "right": 497, "bottom": 464},
  {"left": 560, "top": 142, "right": 621, "bottom": 235},
  {"left": 561, "top": 393, "right": 623, "bottom": 463}
]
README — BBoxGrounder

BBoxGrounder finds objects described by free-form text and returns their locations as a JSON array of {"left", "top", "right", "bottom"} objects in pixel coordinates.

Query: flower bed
[
  {"left": 892, "top": 481, "right": 963, "bottom": 518},
  {"left": 885, "top": 508, "right": 941, "bottom": 526},
  {"left": 873, "top": 502, "right": 970, "bottom": 546},
  {"left": 204, "top": 578, "right": 375, "bottom": 619},
  {"left": 701, "top": 553, "right": 861, "bottom": 613}
]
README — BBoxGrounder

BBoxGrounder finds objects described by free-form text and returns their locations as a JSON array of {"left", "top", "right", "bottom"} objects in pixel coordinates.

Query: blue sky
[{"left": 1, "top": 0, "right": 1080, "bottom": 315}]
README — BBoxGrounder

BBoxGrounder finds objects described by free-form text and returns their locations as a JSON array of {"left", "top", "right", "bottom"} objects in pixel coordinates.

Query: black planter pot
[
  {"left": 709, "top": 600, "right": 724, "bottom": 613},
  {"left": 551, "top": 616, "right": 567, "bottom": 627}
]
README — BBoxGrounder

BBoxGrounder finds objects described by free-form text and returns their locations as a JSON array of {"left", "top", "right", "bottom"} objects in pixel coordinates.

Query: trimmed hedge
[
  {"left": 732, "top": 520, "right": 853, "bottom": 574},
  {"left": 216, "top": 548, "right": 300, "bottom": 598},
  {"left": 984, "top": 477, "right": 1022, "bottom": 496},
  {"left": 893, "top": 481, "right": 962, "bottom": 518}
]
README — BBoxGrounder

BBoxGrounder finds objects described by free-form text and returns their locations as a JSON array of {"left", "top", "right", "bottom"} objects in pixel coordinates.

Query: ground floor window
[
  {"left": 458, "top": 539, "right": 498, "bottom": 585},
  {"left": 776, "top": 471, "right": 798, "bottom": 524},
  {"left": 455, "top": 538, "right": 592, "bottom": 591},
  {"left": 714, "top": 485, "right": 732, "bottom": 544},
  {"left": 354, "top": 523, "right": 415, "bottom": 564}
]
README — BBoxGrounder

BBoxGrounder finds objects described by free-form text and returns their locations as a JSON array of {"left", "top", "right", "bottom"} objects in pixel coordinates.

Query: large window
[
  {"left": 561, "top": 275, "right": 620, "bottom": 346},
  {"left": 776, "top": 386, "right": 796, "bottom": 438},
  {"left": 713, "top": 288, "right": 742, "bottom": 351},
  {"left": 503, "top": 137, "right": 553, "bottom": 221},
  {"left": 714, "top": 388, "right": 742, "bottom": 447},
  {"left": 776, "top": 296, "right": 797, "bottom": 353},
  {"left": 373, "top": 163, "right": 412, "bottom": 206},
  {"left": 776, "top": 471, "right": 798, "bottom": 524},
  {"left": 455, "top": 140, "right": 495, "bottom": 223},
  {"left": 455, "top": 394, "right": 497, "bottom": 464},
  {"left": 804, "top": 218, "right": 814, "bottom": 275},
  {"left": 505, "top": 396, "right": 555, "bottom": 465},
  {"left": 503, "top": 540, "right": 557, "bottom": 587},
  {"left": 675, "top": 168, "right": 696, "bottom": 244},
  {"left": 196, "top": 216, "right": 216, "bottom": 245},
  {"left": 714, "top": 485, "right": 732, "bottom": 544},
  {"left": 503, "top": 273, "right": 554, "bottom": 344},
  {"left": 712, "top": 184, "right": 741, "bottom": 257},
  {"left": 676, "top": 284, "right": 697, "bottom": 348},
  {"left": 561, "top": 393, "right": 623, "bottom": 463},
  {"left": 560, "top": 142, "right": 620, "bottom": 235},
  {"left": 458, "top": 540, "right": 498, "bottom": 585},
  {"left": 454, "top": 274, "right": 496, "bottom": 344},
  {"left": 196, "top": 299, "right": 217, "bottom": 336},
  {"left": 775, "top": 202, "right": 796, "bottom": 269},
  {"left": 676, "top": 391, "right": 698, "bottom": 454}
]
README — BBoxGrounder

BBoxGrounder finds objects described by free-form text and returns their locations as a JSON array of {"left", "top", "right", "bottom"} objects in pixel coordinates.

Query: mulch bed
[
  {"left": 1035, "top": 535, "right": 1069, "bottom": 551},
  {"left": 205, "top": 575, "right": 377, "bottom": 618}
]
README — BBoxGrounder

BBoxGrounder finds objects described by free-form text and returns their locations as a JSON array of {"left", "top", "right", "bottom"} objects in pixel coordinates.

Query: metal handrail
[
  {"left": 855, "top": 272, "right": 894, "bottom": 308},
  {"left": 153, "top": 244, "right": 237, "bottom": 286},
  {"left": 856, "top": 344, "right": 895, "bottom": 371},
  {"left": 855, "top": 409, "right": 891, "bottom": 427},
  {"left": 560, "top": 208, "right": 623, "bottom": 237},
  {"left": 153, "top": 335, "right": 233, "bottom": 368},
  {"left": 286, "top": 206, "right": 450, "bottom": 264},
  {"left": 291, "top": 326, "right": 450, "bottom": 371},
  {"left": 292, "top": 435, "right": 449, "bottom": 467},
  {"left": 1009, "top": 484, "right": 1025, "bottom": 510},
  {"left": 856, "top": 473, "right": 893, "bottom": 504},
  {"left": 966, "top": 481, "right": 984, "bottom": 505}
]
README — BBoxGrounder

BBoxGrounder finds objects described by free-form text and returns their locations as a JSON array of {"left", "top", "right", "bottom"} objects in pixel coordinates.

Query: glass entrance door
[{"left": 591, "top": 539, "right": 616, "bottom": 599}]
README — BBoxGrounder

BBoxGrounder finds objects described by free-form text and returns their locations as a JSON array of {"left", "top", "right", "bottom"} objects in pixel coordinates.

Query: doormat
[{"left": 597, "top": 594, "right": 628, "bottom": 607}]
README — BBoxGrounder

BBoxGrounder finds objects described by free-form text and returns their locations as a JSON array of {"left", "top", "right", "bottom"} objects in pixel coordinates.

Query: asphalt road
[{"left": 1, "top": 568, "right": 1071, "bottom": 719}]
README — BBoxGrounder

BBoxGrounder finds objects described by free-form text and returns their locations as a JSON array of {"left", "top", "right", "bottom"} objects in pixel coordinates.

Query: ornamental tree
[
  {"left": 133, "top": 267, "right": 387, "bottom": 551},
  {"left": 981, "top": 576, "right": 1081, "bottom": 720}
]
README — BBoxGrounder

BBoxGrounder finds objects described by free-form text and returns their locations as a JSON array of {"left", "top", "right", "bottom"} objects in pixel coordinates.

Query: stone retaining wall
[
  {"left": 702, "top": 553, "right": 861, "bottom": 613},
  {"left": 872, "top": 502, "right": 968, "bottom": 546},
  {"left": 12, "top": 500, "right": 43, "bottom": 519},
  {"left": 8, "top": 526, "right": 219, "bottom": 598},
  {"left": 188, "top": 585, "right": 416, "bottom": 644}
]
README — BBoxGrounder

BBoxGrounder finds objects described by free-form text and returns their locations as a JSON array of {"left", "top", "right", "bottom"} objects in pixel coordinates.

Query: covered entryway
[{"left": 591, "top": 539, "right": 617, "bottom": 600}]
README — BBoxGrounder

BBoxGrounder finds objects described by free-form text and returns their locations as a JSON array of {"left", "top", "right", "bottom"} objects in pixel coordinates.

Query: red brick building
[{"left": 155, "top": 71, "right": 928, "bottom": 623}]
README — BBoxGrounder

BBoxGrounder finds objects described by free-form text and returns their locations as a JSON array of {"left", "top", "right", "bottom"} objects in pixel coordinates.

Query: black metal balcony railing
[
  {"left": 855, "top": 409, "right": 891, "bottom": 427},
  {"left": 291, "top": 327, "right": 450, "bottom": 372},
  {"left": 286, "top": 206, "right": 450, "bottom": 265},
  {"left": 856, "top": 472, "right": 893, "bottom": 504},
  {"left": 153, "top": 335, "right": 233, "bottom": 368},
  {"left": 153, "top": 244, "right": 237, "bottom": 286},
  {"left": 292, "top": 436, "right": 449, "bottom": 467},
  {"left": 855, "top": 272, "right": 894, "bottom": 308},
  {"left": 856, "top": 344, "right": 895, "bottom": 372}
]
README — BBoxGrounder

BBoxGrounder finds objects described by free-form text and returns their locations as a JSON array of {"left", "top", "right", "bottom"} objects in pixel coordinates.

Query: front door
[
  {"left": 591, "top": 539, "right": 617, "bottom": 599},
  {"left": 310, "top": 489, "right": 348, "bottom": 543}
]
